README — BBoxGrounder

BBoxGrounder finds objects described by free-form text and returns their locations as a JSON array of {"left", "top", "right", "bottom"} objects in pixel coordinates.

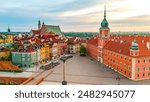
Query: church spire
[
  {"left": 104, "top": 5, "right": 106, "bottom": 19},
  {"left": 8, "top": 26, "right": 11, "bottom": 33},
  {"left": 38, "top": 20, "right": 41, "bottom": 30},
  {"left": 101, "top": 5, "right": 109, "bottom": 28}
]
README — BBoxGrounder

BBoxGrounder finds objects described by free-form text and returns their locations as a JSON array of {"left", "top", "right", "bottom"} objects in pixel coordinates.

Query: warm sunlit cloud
[{"left": 0, "top": 0, "right": 150, "bottom": 32}]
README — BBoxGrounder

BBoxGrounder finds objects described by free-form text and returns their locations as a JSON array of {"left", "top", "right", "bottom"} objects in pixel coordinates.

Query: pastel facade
[
  {"left": 0, "top": 48, "right": 10, "bottom": 60},
  {"left": 12, "top": 51, "right": 38, "bottom": 68},
  {"left": 40, "top": 43, "right": 50, "bottom": 64},
  {"left": 68, "top": 37, "right": 86, "bottom": 54},
  {"left": 51, "top": 43, "right": 59, "bottom": 60},
  {"left": 5, "top": 34, "right": 13, "bottom": 43},
  {"left": 0, "top": 36, "right": 5, "bottom": 43},
  {"left": 12, "top": 44, "right": 38, "bottom": 68}
]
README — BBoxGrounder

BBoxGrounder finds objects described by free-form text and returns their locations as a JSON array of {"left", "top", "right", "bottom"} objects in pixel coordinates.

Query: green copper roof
[
  {"left": 131, "top": 39, "right": 139, "bottom": 50},
  {"left": 101, "top": 6, "right": 109, "bottom": 28},
  {"left": 46, "top": 25, "right": 64, "bottom": 36}
]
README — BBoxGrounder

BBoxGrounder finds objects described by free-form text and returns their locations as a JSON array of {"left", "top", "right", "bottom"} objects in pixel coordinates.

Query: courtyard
[{"left": 40, "top": 54, "right": 150, "bottom": 85}]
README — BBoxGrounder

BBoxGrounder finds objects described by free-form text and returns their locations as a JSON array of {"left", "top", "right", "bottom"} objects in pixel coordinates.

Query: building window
[
  {"left": 148, "top": 73, "right": 150, "bottom": 76},
  {"left": 125, "top": 57, "right": 126, "bottom": 60},
  {"left": 143, "top": 73, "right": 145, "bottom": 77},
  {"left": 124, "top": 64, "right": 126, "bottom": 68},
  {"left": 138, "top": 68, "right": 140, "bottom": 72},
  {"left": 149, "top": 67, "right": 150, "bottom": 70},
  {"left": 143, "top": 67, "right": 146, "bottom": 71},
  {"left": 138, "top": 59, "right": 140, "bottom": 63},
  {"left": 120, "top": 62, "right": 122, "bottom": 66},
  {"left": 22, "top": 58, "right": 25, "bottom": 61},
  {"left": 128, "top": 66, "right": 131, "bottom": 70},
  {"left": 137, "top": 74, "right": 140, "bottom": 77},
  {"left": 143, "top": 59, "right": 146, "bottom": 63},
  {"left": 129, "top": 73, "right": 130, "bottom": 76}
]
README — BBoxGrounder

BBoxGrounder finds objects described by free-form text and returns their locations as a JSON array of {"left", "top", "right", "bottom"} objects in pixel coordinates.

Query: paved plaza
[
  {"left": 1, "top": 54, "right": 150, "bottom": 85},
  {"left": 40, "top": 54, "right": 150, "bottom": 85}
]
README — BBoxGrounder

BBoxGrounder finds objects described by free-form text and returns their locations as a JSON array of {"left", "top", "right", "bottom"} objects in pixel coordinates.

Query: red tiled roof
[
  {"left": 32, "top": 30, "right": 41, "bottom": 35},
  {"left": 35, "top": 39, "right": 41, "bottom": 46},
  {"left": 87, "top": 36, "right": 98, "bottom": 46},
  {"left": 104, "top": 36, "right": 150, "bottom": 57},
  {"left": 68, "top": 37, "right": 86, "bottom": 44},
  {"left": 27, "top": 44, "right": 34, "bottom": 52}
]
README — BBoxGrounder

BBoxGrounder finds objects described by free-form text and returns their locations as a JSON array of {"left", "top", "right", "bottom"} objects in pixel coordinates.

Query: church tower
[
  {"left": 98, "top": 6, "right": 110, "bottom": 63},
  {"left": 38, "top": 20, "right": 41, "bottom": 30}
]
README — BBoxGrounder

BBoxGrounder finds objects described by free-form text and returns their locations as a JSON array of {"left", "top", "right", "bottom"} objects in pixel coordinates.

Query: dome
[
  {"left": 131, "top": 39, "right": 139, "bottom": 50},
  {"left": 101, "top": 18, "right": 109, "bottom": 28},
  {"left": 100, "top": 6, "right": 109, "bottom": 28}
]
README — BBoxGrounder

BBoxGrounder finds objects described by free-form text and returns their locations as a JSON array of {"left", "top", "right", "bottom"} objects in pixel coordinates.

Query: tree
[
  {"left": 6, "top": 52, "right": 12, "bottom": 61},
  {"left": 80, "top": 45, "right": 86, "bottom": 56},
  {"left": 1, "top": 57, "right": 5, "bottom": 61},
  {"left": 12, "top": 44, "right": 19, "bottom": 50}
]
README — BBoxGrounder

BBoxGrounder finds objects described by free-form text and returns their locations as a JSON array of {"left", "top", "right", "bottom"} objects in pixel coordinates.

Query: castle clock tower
[{"left": 98, "top": 6, "right": 110, "bottom": 63}]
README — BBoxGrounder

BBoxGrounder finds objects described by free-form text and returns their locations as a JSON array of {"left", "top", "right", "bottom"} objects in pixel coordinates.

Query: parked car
[
  {"left": 51, "top": 59, "right": 60, "bottom": 67},
  {"left": 66, "top": 54, "right": 73, "bottom": 59}
]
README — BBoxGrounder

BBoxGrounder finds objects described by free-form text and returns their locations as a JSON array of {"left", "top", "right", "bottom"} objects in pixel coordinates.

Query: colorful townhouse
[
  {"left": 40, "top": 42, "right": 50, "bottom": 64},
  {"left": 68, "top": 37, "right": 86, "bottom": 54},
  {"left": 5, "top": 33, "right": 13, "bottom": 43},
  {"left": 5, "top": 27, "right": 13, "bottom": 43},
  {"left": 0, "top": 35, "right": 5, "bottom": 43},
  {"left": 0, "top": 48, "right": 10, "bottom": 60},
  {"left": 12, "top": 44, "right": 38, "bottom": 68},
  {"left": 86, "top": 7, "right": 150, "bottom": 80},
  {"left": 0, "top": 27, "right": 13, "bottom": 43},
  {"left": 31, "top": 21, "right": 67, "bottom": 60}
]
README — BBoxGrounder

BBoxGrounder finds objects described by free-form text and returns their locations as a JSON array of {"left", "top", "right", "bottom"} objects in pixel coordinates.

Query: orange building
[
  {"left": 86, "top": 36, "right": 99, "bottom": 60},
  {"left": 87, "top": 7, "right": 150, "bottom": 80}
]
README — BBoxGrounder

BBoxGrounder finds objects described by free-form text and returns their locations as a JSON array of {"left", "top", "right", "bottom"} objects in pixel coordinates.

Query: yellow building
[
  {"left": 0, "top": 48, "right": 10, "bottom": 60},
  {"left": 0, "top": 36, "right": 5, "bottom": 43},
  {"left": 40, "top": 42, "right": 50, "bottom": 64},
  {"left": 5, "top": 34, "right": 13, "bottom": 43}
]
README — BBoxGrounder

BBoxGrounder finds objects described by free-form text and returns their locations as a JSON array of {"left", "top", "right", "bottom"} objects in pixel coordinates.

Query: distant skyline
[{"left": 0, "top": 0, "right": 150, "bottom": 32}]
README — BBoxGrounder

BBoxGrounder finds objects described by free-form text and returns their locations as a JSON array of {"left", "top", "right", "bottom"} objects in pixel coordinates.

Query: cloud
[{"left": 0, "top": 0, "right": 150, "bottom": 32}]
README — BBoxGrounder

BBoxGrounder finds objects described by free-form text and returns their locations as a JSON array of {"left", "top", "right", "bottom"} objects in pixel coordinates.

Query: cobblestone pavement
[{"left": 40, "top": 54, "right": 150, "bottom": 85}]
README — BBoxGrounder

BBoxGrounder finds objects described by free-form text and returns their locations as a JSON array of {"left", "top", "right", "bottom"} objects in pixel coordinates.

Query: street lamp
[{"left": 60, "top": 54, "right": 73, "bottom": 85}]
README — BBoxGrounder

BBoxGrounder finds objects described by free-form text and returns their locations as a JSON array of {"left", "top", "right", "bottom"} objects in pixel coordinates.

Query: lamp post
[
  {"left": 60, "top": 55, "right": 68, "bottom": 85},
  {"left": 60, "top": 54, "right": 73, "bottom": 85}
]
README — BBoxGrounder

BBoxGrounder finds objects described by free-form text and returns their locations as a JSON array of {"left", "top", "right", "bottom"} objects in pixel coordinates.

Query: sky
[{"left": 0, "top": 0, "right": 150, "bottom": 32}]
